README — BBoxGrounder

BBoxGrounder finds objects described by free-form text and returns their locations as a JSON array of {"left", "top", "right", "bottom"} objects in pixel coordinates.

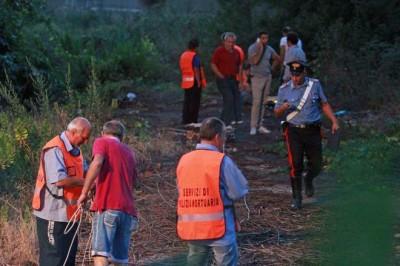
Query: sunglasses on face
[{"left": 290, "top": 71, "right": 302, "bottom": 76}]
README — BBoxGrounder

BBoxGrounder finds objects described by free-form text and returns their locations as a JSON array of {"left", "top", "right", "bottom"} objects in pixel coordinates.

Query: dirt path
[{"left": 77, "top": 86, "right": 326, "bottom": 265}]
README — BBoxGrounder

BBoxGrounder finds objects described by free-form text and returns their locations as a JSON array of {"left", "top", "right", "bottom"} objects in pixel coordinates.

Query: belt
[{"left": 288, "top": 122, "right": 320, "bottom": 129}]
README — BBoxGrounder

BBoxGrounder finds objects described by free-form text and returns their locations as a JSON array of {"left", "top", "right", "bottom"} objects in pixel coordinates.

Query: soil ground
[{"left": 77, "top": 85, "right": 332, "bottom": 265}]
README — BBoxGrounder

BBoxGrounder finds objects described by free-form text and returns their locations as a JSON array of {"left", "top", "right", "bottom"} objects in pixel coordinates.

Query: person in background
[
  {"left": 282, "top": 31, "right": 306, "bottom": 83},
  {"left": 211, "top": 32, "right": 243, "bottom": 127},
  {"left": 179, "top": 38, "right": 207, "bottom": 126},
  {"left": 279, "top": 26, "right": 303, "bottom": 65},
  {"left": 32, "top": 117, "right": 92, "bottom": 266},
  {"left": 78, "top": 120, "right": 139, "bottom": 266},
  {"left": 176, "top": 117, "right": 248, "bottom": 265},
  {"left": 248, "top": 31, "right": 281, "bottom": 135},
  {"left": 274, "top": 60, "right": 339, "bottom": 209}
]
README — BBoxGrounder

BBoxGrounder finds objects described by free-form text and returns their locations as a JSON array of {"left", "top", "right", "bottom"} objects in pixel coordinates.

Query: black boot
[
  {"left": 290, "top": 178, "right": 302, "bottom": 209},
  {"left": 305, "top": 176, "right": 314, "bottom": 197}
]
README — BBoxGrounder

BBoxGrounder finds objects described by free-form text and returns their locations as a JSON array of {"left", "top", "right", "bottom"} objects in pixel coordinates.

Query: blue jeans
[
  {"left": 216, "top": 77, "right": 242, "bottom": 124},
  {"left": 92, "top": 210, "right": 138, "bottom": 264},
  {"left": 187, "top": 242, "right": 238, "bottom": 266}
]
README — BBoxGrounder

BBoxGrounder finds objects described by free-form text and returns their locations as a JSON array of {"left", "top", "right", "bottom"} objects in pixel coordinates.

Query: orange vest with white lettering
[
  {"left": 176, "top": 149, "right": 225, "bottom": 240},
  {"left": 179, "top": 50, "right": 207, "bottom": 89},
  {"left": 32, "top": 135, "right": 84, "bottom": 219}
]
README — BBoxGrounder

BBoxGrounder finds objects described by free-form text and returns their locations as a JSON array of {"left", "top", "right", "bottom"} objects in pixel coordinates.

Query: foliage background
[{"left": 0, "top": 0, "right": 399, "bottom": 264}]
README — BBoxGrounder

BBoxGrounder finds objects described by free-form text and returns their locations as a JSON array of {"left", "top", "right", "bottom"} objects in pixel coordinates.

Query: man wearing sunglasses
[{"left": 274, "top": 60, "right": 339, "bottom": 209}]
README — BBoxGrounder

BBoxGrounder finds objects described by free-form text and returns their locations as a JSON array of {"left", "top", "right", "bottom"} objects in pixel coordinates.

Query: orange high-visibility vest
[
  {"left": 234, "top": 45, "right": 245, "bottom": 82},
  {"left": 176, "top": 149, "right": 225, "bottom": 240},
  {"left": 32, "top": 135, "right": 84, "bottom": 219},
  {"left": 179, "top": 50, "right": 207, "bottom": 89}
]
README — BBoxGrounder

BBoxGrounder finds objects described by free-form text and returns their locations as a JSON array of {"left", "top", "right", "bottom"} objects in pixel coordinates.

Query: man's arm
[
  {"left": 248, "top": 42, "right": 263, "bottom": 65},
  {"left": 77, "top": 154, "right": 105, "bottom": 204},
  {"left": 238, "top": 63, "right": 244, "bottom": 89},
  {"left": 322, "top": 102, "right": 340, "bottom": 133},
  {"left": 280, "top": 46, "right": 286, "bottom": 66},
  {"left": 211, "top": 63, "right": 224, "bottom": 79},
  {"left": 55, "top": 177, "right": 84, "bottom": 188},
  {"left": 194, "top": 67, "right": 201, "bottom": 86},
  {"left": 271, "top": 52, "right": 282, "bottom": 73},
  {"left": 193, "top": 55, "right": 202, "bottom": 86},
  {"left": 44, "top": 148, "right": 84, "bottom": 188},
  {"left": 221, "top": 157, "right": 248, "bottom": 201},
  {"left": 274, "top": 102, "right": 291, "bottom": 118}
]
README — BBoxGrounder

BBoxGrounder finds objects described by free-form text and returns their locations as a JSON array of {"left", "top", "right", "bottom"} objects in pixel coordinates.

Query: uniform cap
[{"left": 287, "top": 60, "right": 307, "bottom": 75}]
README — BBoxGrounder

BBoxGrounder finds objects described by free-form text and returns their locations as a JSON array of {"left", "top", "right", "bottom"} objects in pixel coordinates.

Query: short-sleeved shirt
[
  {"left": 280, "top": 36, "right": 303, "bottom": 62},
  {"left": 33, "top": 132, "right": 81, "bottom": 222},
  {"left": 193, "top": 54, "right": 201, "bottom": 68},
  {"left": 248, "top": 43, "right": 277, "bottom": 77},
  {"left": 211, "top": 46, "right": 241, "bottom": 77},
  {"left": 282, "top": 45, "right": 306, "bottom": 81},
  {"left": 275, "top": 77, "right": 328, "bottom": 125},
  {"left": 188, "top": 143, "right": 248, "bottom": 247},
  {"left": 285, "top": 45, "right": 306, "bottom": 65},
  {"left": 90, "top": 136, "right": 137, "bottom": 217}
]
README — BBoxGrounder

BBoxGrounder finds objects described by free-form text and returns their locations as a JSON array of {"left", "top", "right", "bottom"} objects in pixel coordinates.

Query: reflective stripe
[
  {"left": 47, "top": 220, "right": 55, "bottom": 246},
  {"left": 178, "top": 212, "right": 224, "bottom": 222},
  {"left": 183, "top": 77, "right": 194, "bottom": 81}
]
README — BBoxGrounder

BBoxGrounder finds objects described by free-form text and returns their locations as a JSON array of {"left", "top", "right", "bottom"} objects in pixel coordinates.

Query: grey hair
[
  {"left": 222, "top": 32, "right": 237, "bottom": 41},
  {"left": 102, "top": 120, "right": 126, "bottom": 140},
  {"left": 67, "top": 117, "right": 91, "bottom": 133}
]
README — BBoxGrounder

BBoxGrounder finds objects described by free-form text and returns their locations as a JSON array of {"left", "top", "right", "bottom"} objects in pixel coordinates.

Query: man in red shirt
[
  {"left": 211, "top": 32, "right": 243, "bottom": 126},
  {"left": 78, "top": 120, "right": 138, "bottom": 265}
]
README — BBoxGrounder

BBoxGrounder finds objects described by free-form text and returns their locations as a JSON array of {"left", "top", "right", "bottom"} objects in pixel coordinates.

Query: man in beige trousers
[{"left": 248, "top": 31, "right": 281, "bottom": 135}]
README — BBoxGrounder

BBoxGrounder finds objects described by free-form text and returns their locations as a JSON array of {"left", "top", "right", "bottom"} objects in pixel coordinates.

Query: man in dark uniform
[{"left": 274, "top": 60, "right": 339, "bottom": 209}]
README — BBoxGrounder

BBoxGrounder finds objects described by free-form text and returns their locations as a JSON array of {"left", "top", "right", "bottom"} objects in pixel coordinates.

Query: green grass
[{"left": 318, "top": 136, "right": 399, "bottom": 265}]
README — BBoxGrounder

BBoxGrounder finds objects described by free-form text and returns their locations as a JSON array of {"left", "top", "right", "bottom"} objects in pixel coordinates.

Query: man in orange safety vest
[
  {"left": 179, "top": 38, "right": 207, "bottom": 126},
  {"left": 32, "top": 117, "right": 91, "bottom": 266},
  {"left": 176, "top": 117, "right": 248, "bottom": 265}
]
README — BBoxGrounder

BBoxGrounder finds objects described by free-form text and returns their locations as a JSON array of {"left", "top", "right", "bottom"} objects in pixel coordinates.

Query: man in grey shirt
[{"left": 248, "top": 31, "right": 281, "bottom": 135}]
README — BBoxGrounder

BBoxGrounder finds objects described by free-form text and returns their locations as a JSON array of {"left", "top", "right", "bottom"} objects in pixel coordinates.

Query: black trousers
[
  {"left": 36, "top": 216, "right": 78, "bottom": 266},
  {"left": 284, "top": 125, "right": 322, "bottom": 180},
  {"left": 216, "top": 77, "right": 242, "bottom": 124},
  {"left": 182, "top": 84, "right": 202, "bottom": 124}
]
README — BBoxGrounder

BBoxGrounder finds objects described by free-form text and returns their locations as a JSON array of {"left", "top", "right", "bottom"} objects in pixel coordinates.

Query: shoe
[
  {"left": 258, "top": 126, "right": 271, "bottom": 134},
  {"left": 291, "top": 199, "right": 302, "bottom": 209},
  {"left": 226, "top": 125, "right": 233, "bottom": 131},
  {"left": 231, "top": 121, "right": 236, "bottom": 125},
  {"left": 191, "top": 122, "right": 202, "bottom": 128},
  {"left": 236, "top": 120, "right": 244, "bottom": 124},
  {"left": 250, "top": 128, "right": 257, "bottom": 135},
  {"left": 305, "top": 178, "right": 314, "bottom": 197}
]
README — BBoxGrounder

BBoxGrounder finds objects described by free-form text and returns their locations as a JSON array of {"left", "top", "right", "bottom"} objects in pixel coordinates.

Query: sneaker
[
  {"left": 250, "top": 128, "right": 257, "bottom": 135},
  {"left": 236, "top": 120, "right": 244, "bottom": 124},
  {"left": 191, "top": 123, "right": 202, "bottom": 128},
  {"left": 231, "top": 121, "right": 236, "bottom": 125},
  {"left": 258, "top": 126, "right": 271, "bottom": 134},
  {"left": 226, "top": 125, "right": 233, "bottom": 131}
]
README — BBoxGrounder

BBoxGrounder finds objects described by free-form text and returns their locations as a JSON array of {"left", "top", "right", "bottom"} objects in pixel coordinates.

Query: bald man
[{"left": 32, "top": 117, "right": 92, "bottom": 266}]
